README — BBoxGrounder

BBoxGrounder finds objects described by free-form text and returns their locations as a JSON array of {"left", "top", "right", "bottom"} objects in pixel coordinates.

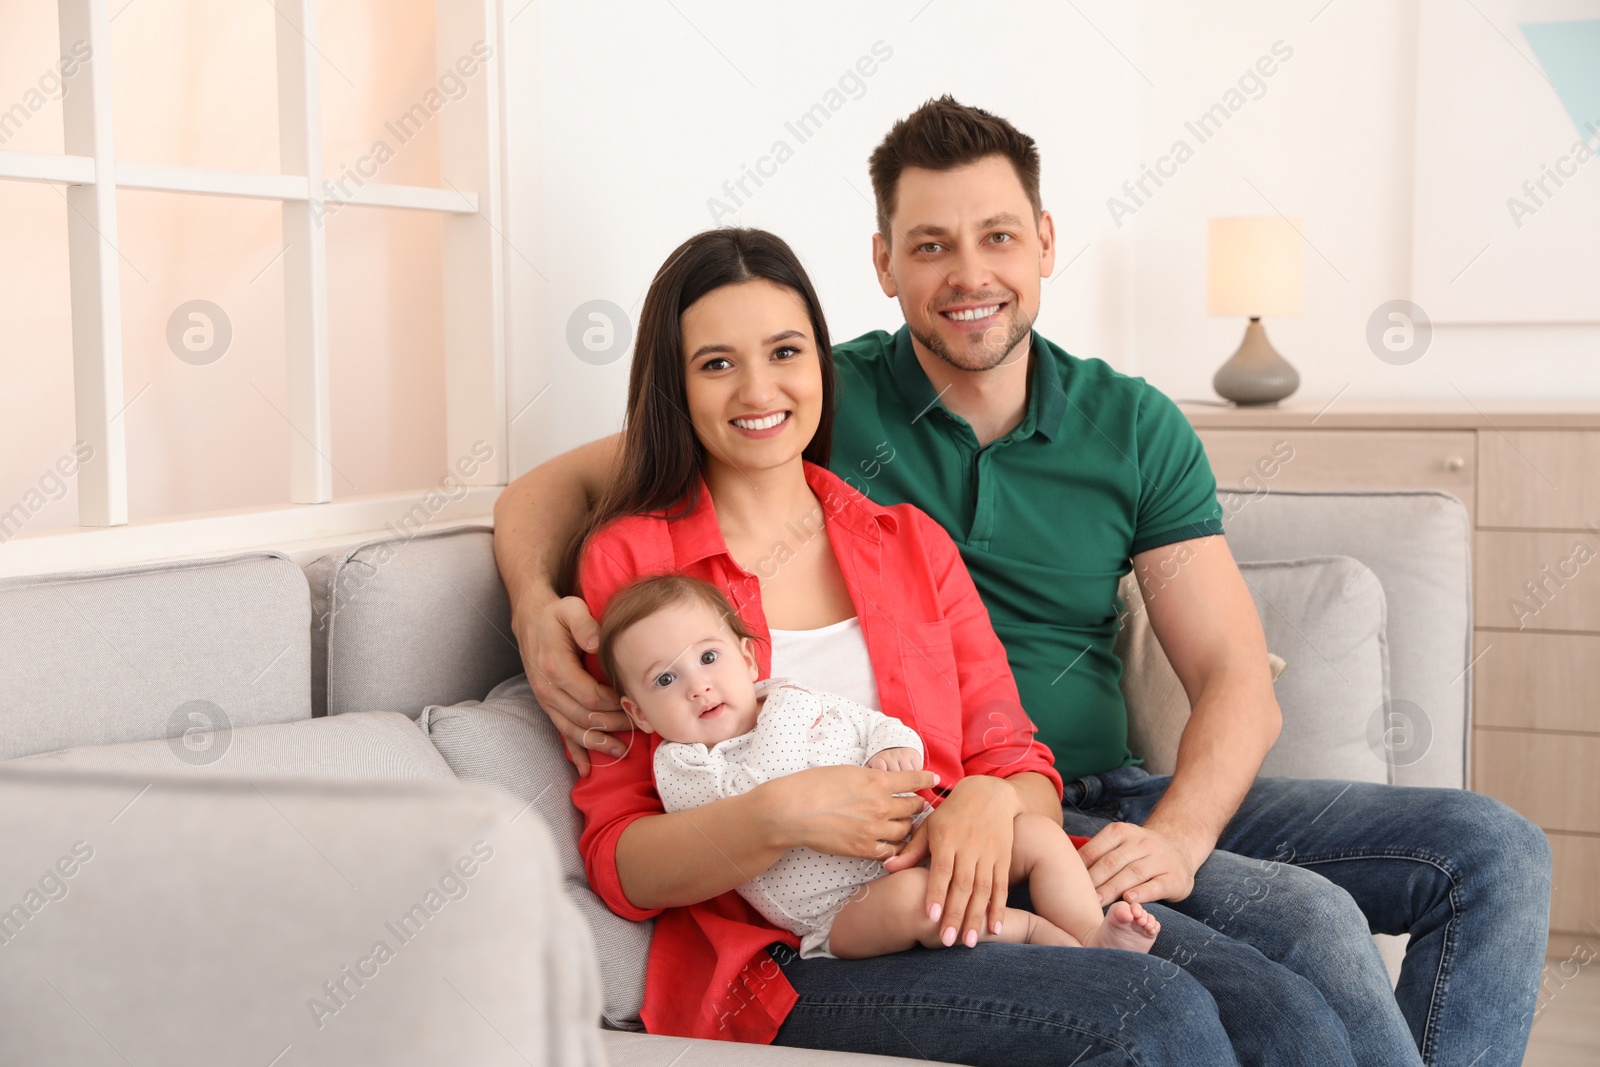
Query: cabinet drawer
[
  {"left": 1479, "top": 430, "right": 1600, "bottom": 529},
  {"left": 1473, "top": 729, "right": 1600, "bottom": 834},
  {"left": 1475, "top": 531, "right": 1600, "bottom": 632},
  {"left": 1196, "top": 430, "right": 1475, "bottom": 517},
  {"left": 1474, "top": 632, "right": 1600, "bottom": 732},
  {"left": 1550, "top": 833, "right": 1600, "bottom": 934}
]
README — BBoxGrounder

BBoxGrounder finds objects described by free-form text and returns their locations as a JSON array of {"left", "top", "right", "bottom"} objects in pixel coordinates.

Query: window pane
[
  {"left": 0, "top": 0, "right": 73, "bottom": 155},
  {"left": 0, "top": 181, "right": 78, "bottom": 539},
  {"left": 111, "top": 0, "right": 280, "bottom": 172},
  {"left": 320, "top": 0, "right": 442, "bottom": 190},
  {"left": 318, "top": 0, "right": 450, "bottom": 500},
  {"left": 117, "top": 188, "right": 291, "bottom": 520},
  {"left": 325, "top": 205, "right": 446, "bottom": 499}
]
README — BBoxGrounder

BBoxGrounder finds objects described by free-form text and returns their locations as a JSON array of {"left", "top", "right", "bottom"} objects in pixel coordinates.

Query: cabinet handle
[{"left": 1445, "top": 456, "right": 1465, "bottom": 471}]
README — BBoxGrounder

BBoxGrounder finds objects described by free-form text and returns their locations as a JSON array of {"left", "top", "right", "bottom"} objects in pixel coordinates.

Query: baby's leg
[
  {"left": 1010, "top": 813, "right": 1159, "bottom": 953},
  {"left": 828, "top": 867, "right": 1072, "bottom": 958}
]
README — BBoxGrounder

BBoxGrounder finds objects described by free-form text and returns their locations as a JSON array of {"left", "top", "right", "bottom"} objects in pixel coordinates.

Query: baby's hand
[{"left": 866, "top": 747, "right": 923, "bottom": 773}]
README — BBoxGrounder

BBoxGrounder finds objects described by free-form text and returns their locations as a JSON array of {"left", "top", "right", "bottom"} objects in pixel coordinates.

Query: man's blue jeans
[{"left": 771, "top": 768, "right": 1551, "bottom": 1066}]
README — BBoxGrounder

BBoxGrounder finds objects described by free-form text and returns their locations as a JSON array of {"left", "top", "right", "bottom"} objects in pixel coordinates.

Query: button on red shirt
[{"left": 572, "top": 462, "right": 1072, "bottom": 1043}]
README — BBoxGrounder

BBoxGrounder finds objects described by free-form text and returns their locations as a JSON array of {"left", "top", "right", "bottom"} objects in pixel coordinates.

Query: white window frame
[{"left": 0, "top": 0, "right": 509, "bottom": 576}]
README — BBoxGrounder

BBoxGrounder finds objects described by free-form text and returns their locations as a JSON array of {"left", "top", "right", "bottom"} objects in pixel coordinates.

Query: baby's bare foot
[{"left": 1084, "top": 900, "right": 1160, "bottom": 953}]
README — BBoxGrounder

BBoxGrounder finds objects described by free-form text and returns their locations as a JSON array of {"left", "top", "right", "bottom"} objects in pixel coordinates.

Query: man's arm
[
  {"left": 492, "top": 432, "right": 628, "bottom": 772},
  {"left": 1077, "top": 534, "right": 1281, "bottom": 906}
]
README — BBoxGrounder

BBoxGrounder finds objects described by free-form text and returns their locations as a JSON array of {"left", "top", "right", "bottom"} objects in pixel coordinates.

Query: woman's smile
[{"left": 729, "top": 410, "right": 792, "bottom": 438}]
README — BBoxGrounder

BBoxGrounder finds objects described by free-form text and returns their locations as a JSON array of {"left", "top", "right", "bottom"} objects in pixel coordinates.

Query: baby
[{"left": 597, "top": 573, "right": 1160, "bottom": 960}]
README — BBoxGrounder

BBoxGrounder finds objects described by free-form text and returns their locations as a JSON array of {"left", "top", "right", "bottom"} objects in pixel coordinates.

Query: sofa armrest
[{"left": 0, "top": 766, "right": 606, "bottom": 1066}]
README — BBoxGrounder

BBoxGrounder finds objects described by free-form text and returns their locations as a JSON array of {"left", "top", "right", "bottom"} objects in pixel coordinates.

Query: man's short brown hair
[
  {"left": 596, "top": 574, "right": 759, "bottom": 698},
  {"left": 868, "top": 95, "right": 1042, "bottom": 241}
]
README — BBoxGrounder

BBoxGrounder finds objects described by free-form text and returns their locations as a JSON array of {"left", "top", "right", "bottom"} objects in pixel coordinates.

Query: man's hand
[
  {"left": 516, "top": 595, "right": 629, "bottom": 776},
  {"left": 492, "top": 434, "right": 628, "bottom": 776},
  {"left": 865, "top": 747, "right": 923, "bottom": 772},
  {"left": 881, "top": 775, "right": 1020, "bottom": 948},
  {"left": 1076, "top": 821, "right": 1204, "bottom": 907}
]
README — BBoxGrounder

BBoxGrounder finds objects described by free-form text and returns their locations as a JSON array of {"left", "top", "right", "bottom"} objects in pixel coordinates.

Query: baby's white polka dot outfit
[{"left": 653, "top": 677, "right": 928, "bottom": 958}]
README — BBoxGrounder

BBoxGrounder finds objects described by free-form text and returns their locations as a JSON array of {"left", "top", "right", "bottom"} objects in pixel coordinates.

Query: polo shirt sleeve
[
  {"left": 570, "top": 517, "right": 670, "bottom": 923},
  {"left": 1129, "top": 383, "right": 1225, "bottom": 557},
  {"left": 915, "top": 510, "right": 1065, "bottom": 798}
]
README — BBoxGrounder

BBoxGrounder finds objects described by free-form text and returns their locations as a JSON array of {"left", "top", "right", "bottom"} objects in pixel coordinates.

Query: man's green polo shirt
[{"left": 828, "top": 326, "right": 1224, "bottom": 783}]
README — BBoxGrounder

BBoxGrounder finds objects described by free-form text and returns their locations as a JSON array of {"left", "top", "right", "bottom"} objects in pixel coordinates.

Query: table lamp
[{"left": 1207, "top": 216, "right": 1304, "bottom": 406}]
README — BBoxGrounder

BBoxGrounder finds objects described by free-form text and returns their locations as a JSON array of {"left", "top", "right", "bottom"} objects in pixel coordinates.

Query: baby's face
[{"left": 613, "top": 599, "right": 762, "bottom": 746}]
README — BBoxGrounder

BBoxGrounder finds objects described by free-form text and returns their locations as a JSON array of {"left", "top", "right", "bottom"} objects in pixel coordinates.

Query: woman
[{"left": 566, "top": 228, "right": 1237, "bottom": 1066}]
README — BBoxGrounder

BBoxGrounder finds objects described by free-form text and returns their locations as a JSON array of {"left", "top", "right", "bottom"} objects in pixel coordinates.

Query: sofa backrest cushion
[
  {"left": 1119, "top": 556, "right": 1390, "bottom": 785},
  {"left": 1219, "top": 490, "right": 1471, "bottom": 788},
  {"left": 422, "top": 675, "right": 651, "bottom": 1030},
  {"left": 0, "top": 553, "right": 312, "bottom": 760},
  {"left": 305, "top": 526, "right": 523, "bottom": 718},
  {"left": 8, "top": 711, "right": 455, "bottom": 783}
]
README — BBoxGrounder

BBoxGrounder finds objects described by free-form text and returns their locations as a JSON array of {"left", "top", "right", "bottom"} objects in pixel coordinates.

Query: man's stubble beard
[{"left": 908, "top": 303, "right": 1035, "bottom": 374}]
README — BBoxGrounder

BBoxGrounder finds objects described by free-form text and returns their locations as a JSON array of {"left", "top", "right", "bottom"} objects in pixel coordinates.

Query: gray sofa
[{"left": 0, "top": 489, "right": 1473, "bottom": 1066}]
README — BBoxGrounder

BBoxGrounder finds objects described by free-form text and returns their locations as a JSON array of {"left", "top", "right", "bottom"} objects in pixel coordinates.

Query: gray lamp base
[{"left": 1213, "top": 318, "right": 1300, "bottom": 406}]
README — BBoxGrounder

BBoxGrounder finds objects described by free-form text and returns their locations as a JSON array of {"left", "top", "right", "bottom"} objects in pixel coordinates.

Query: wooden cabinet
[
  {"left": 1200, "top": 428, "right": 1477, "bottom": 515},
  {"left": 1478, "top": 430, "right": 1600, "bottom": 528},
  {"left": 1476, "top": 531, "right": 1600, "bottom": 631},
  {"left": 1182, "top": 399, "right": 1600, "bottom": 937}
]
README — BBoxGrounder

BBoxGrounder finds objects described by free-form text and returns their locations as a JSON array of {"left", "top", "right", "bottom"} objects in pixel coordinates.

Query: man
[{"left": 494, "top": 97, "right": 1551, "bottom": 1066}]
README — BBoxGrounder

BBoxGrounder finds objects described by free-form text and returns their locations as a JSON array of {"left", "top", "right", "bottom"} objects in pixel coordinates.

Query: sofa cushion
[
  {"left": 422, "top": 674, "right": 651, "bottom": 1029},
  {"left": 8, "top": 711, "right": 455, "bottom": 782},
  {"left": 0, "top": 553, "right": 312, "bottom": 760},
  {"left": 1118, "top": 574, "right": 1287, "bottom": 774},
  {"left": 1218, "top": 490, "right": 1470, "bottom": 788},
  {"left": 0, "top": 766, "right": 606, "bottom": 1066},
  {"left": 305, "top": 526, "right": 523, "bottom": 718},
  {"left": 600, "top": 1030, "right": 939, "bottom": 1064},
  {"left": 1118, "top": 557, "right": 1389, "bottom": 784}
]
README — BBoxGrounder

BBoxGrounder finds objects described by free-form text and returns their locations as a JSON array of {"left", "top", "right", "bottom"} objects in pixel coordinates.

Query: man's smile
[{"left": 938, "top": 300, "right": 1009, "bottom": 331}]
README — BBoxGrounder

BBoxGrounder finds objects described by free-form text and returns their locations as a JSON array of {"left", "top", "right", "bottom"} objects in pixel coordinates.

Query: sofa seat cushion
[
  {"left": 0, "top": 552, "right": 312, "bottom": 760},
  {"left": 304, "top": 526, "right": 523, "bottom": 719},
  {"left": 8, "top": 711, "right": 454, "bottom": 782},
  {"left": 422, "top": 674, "right": 652, "bottom": 1030},
  {"left": 1118, "top": 556, "right": 1389, "bottom": 784},
  {"left": 601, "top": 1030, "right": 941, "bottom": 1064}
]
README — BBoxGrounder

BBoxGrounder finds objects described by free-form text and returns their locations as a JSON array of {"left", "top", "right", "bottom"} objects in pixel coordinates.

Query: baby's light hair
[{"left": 597, "top": 574, "right": 761, "bottom": 698}]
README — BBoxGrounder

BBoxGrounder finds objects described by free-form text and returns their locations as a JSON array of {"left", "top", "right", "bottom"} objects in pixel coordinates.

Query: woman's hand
[
  {"left": 519, "top": 595, "right": 630, "bottom": 775},
  {"left": 762, "top": 765, "right": 938, "bottom": 860},
  {"left": 882, "top": 775, "right": 1021, "bottom": 948}
]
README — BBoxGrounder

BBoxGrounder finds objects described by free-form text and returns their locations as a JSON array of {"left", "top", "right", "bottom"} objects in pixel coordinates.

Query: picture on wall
[{"left": 1411, "top": 0, "right": 1600, "bottom": 322}]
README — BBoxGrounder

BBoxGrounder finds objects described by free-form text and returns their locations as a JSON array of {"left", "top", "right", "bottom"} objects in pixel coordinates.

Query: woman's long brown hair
[{"left": 560, "top": 228, "right": 838, "bottom": 594}]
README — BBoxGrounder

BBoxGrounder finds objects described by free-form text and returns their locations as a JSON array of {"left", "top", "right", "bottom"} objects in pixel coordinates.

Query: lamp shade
[{"left": 1207, "top": 216, "right": 1304, "bottom": 317}]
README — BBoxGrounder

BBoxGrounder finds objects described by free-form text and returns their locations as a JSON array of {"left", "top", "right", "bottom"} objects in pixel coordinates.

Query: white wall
[
  {"left": 503, "top": 0, "right": 1600, "bottom": 475},
  {"left": 1131, "top": 0, "right": 1600, "bottom": 403},
  {"left": 504, "top": 0, "right": 1140, "bottom": 472}
]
